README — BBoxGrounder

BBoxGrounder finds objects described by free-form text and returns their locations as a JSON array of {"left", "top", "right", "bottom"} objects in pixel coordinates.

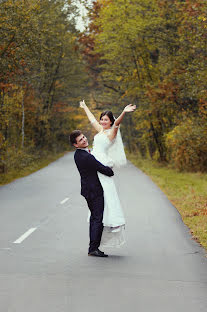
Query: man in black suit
[{"left": 70, "top": 130, "right": 114, "bottom": 257}]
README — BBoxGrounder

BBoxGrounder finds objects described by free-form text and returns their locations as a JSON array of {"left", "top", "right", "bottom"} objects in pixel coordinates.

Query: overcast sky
[{"left": 75, "top": 0, "right": 93, "bottom": 31}]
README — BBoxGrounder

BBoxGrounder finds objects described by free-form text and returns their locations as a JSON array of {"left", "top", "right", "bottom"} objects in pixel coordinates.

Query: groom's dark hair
[{"left": 70, "top": 130, "right": 82, "bottom": 145}]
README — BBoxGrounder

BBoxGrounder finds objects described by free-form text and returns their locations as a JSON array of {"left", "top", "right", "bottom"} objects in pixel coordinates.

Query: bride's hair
[{"left": 100, "top": 111, "right": 115, "bottom": 126}]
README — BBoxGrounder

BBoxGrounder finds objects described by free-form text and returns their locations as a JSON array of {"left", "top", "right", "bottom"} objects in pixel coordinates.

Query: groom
[{"left": 70, "top": 130, "right": 114, "bottom": 257}]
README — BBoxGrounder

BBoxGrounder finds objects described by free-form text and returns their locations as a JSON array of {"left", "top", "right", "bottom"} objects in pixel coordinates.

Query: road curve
[{"left": 0, "top": 152, "right": 207, "bottom": 312}]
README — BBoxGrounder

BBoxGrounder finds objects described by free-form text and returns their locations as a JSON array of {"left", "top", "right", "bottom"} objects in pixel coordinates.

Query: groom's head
[{"left": 70, "top": 130, "right": 89, "bottom": 149}]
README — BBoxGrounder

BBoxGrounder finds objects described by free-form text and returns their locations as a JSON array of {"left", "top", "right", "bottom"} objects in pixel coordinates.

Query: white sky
[{"left": 75, "top": 1, "right": 93, "bottom": 31}]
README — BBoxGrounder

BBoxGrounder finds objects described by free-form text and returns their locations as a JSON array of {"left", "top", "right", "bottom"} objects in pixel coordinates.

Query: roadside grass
[
  {"left": 0, "top": 151, "right": 67, "bottom": 186},
  {"left": 127, "top": 152, "right": 207, "bottom": 251}
]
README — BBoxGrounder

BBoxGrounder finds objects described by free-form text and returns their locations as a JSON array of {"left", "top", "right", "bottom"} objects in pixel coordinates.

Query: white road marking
[
  {"left": 60, "top": 197, "right": 69, "bottom": 205},
  {"left": 13, "top": 227, "right": 37, "bottom": 244}
]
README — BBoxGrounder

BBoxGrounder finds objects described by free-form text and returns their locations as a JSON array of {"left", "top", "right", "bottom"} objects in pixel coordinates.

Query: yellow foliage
[{"left": 166, "top": 119, "right": 207, "bottom": 172}]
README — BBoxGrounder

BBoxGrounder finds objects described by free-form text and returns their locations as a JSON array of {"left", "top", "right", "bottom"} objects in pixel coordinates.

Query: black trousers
[{"left": 86, "top": 195, "right": 104, "bottom": 253}]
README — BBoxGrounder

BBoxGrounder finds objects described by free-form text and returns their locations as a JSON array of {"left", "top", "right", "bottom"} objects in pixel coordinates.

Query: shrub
[{"left": 165, "top": 119, "right": 207, "bottom": 172}]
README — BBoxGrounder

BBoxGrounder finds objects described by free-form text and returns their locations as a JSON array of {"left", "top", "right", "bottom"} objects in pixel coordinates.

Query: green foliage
[
  {"left": 80, "top": 0, "right": 207, "bottom": 171},
  {"left": 0, "top": 0, "right": 89, "bottom": 175}
]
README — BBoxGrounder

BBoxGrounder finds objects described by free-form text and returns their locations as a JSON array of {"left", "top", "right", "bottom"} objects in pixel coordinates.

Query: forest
[
  {"left": 1, "top": 0, "right": 207, "bottom": 178},
  {"left": 0, "top": 0, "right": 88, "bottom": 176},
  {"left": 79, "top": 0, "right": 207, "bottom": 172}
]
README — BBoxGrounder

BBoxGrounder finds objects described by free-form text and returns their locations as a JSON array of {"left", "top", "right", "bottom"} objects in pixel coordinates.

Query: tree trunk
[
  {"left": 21, "top": 94, "right": 25, "bottom": 149},
  {"left": 150, "top": 121, "right": 166, "bottom": 162}
]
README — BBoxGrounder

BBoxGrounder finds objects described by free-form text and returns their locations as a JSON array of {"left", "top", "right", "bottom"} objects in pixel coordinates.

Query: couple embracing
[{"left": 70, "top": 100, "right": 136, "bottom": 257}]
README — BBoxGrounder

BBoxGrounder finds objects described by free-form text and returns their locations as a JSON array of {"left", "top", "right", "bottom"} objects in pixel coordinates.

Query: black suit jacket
[{"left": 74, "top": 149, "right": 114, "bottom": 200}]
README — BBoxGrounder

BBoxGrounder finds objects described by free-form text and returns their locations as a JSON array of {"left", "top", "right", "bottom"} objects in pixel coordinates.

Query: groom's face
[{"left": 74, "top": 133, "right": 89, "bottom": 148}]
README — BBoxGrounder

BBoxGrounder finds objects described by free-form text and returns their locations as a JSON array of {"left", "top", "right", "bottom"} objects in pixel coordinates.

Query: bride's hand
[
  {"left": 124, "top": 104, "right": 136, "bottom": 113},
  {"left": 80, "top": 100, "right": 86, "bottom": 108}
]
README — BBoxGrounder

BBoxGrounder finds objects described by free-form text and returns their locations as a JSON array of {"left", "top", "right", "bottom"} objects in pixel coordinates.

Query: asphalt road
[{"left": 0, "top": 152, "right": 207, "bottom": 312}]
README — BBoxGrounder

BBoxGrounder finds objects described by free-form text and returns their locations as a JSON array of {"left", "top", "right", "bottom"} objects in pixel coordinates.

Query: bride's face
[{"left": 100, "top": 115, "right": 111, "bottom": 129}]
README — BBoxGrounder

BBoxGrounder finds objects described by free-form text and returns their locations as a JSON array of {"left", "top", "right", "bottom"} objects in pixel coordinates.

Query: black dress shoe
[{"left": 88, "top": 249, "right": 108, "bottom": 257}]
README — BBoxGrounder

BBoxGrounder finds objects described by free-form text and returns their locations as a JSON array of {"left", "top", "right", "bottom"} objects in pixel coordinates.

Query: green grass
[
  {"left": 127, "top": 152, "right": 207, "bottom": 251},
  {"left": 0, "top": 151, "right": 67, "bottom": 186}
]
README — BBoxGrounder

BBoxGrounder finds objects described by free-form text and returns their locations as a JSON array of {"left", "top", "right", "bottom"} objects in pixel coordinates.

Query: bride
[{"left": 80, "top": 100, "right": 136, "bottom": 248}]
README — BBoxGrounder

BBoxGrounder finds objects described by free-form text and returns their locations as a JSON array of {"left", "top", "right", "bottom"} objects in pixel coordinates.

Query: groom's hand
[{"left": 106, "top": 166, "right": 114, "bottom": 176}]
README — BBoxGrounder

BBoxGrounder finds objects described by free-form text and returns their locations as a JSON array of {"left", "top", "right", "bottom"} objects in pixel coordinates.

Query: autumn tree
[
  {"left": 80, "top": 0, "right": 207, "bottom": 170},
  {"left": 0, "top": 0, "right": 89, "bottom": 174}
]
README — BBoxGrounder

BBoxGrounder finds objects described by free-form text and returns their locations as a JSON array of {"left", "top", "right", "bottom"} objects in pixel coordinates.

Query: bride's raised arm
[
  {"left": 79, "top": 100, "right": 102, "bottom": 133},
  {"left": 108, "top": 104, "right": 136, "bottom": 141}
]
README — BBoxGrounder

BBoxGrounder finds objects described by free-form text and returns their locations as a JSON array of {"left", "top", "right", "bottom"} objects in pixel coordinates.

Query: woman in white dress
[{"left": 80, "top": 100, "right": 136, "bottom": 248}]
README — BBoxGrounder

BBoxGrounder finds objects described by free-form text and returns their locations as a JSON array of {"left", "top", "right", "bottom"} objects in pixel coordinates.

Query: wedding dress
[{"left": 91, "top": 129, "right": 126, "bottom": 248}]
